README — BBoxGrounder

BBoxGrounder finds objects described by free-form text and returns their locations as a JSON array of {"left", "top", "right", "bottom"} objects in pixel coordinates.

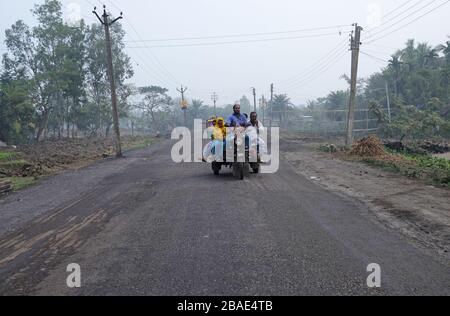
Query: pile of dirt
[
  {"left": 16, "top": 138, "right": 116, "bottom": 176},
  {"left": 0, "top": 136, "right": 152, "bottom": 178},
  {"left": 350, "top": 136, "right": 386, "bottom": 157}
]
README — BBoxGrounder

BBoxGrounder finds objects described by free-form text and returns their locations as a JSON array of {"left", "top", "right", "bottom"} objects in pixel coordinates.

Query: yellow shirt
[{"left": 212, "top": 118, "right": 226, "bottom": 140}]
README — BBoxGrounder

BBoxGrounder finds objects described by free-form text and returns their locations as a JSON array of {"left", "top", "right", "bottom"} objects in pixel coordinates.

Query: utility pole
[
  {"left": 93, "top": 6, "right": 123, "bottom": 158},
  {"left": 177, "top": 85, "right": 188, "bottom": 126},
  {"left": 261, "top": 95, "right": 266, "bottom": 124},
  {"left": 211, "top": 92, "right": 218, "bottom": 116},
  {"left": 385, "top": 81, "right": 391, "bottom": 123},
  {"left": 252, "top": 87, "right": 257, "bottom": 112},
  {"left": 270, "top": 83, "right": 274, "bottom": 127},
  {"left": 345, "top": 23, "right": 363, "bottom": 147}
]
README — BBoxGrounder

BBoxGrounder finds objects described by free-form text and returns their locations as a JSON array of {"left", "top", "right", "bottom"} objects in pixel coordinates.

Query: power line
[
  {"left": 125, "top": 25, "right": 352, "bottom": 43},
  {"left": 92, "top": 3, "right": 178, "bottom": 87},
  {"left": 382, "top": 0, "right": 418, "bottom": 19},
  {"left": 365, "top": 0, "right": 437, "bottom": 40},
  {"left": 100, "top": 0, "right": 121, "bottom": 12},
  {"left": 126, "top": 32, "right": 343, "bottom": 48},
  {"left": 281, "top": 48, "right": 348, "bottom": 89},
  {"left": 364, "top": 0, "right": 441, "bottom": 42},
  {"left": 277, "top": 38, "right": 348, "bottom": 87},
  {"left": 96, "top": 0, "right": 181, "bottom": 87},
  {"left": 282, "top": 49, "right": 348, "bottom": 90},
  {"left": 123, "top": 18, "right": 181, "bottom": 85},
  {"left": 365, "top": 0, "right": 425, "bottom": 36},
  {"left": 361, "top": 48, "right": 393, "bottom": 57},
  {"left": 366, "top": 0, "right": 450, "bottom": 44},
  {"left": 280, "top": 40, "right": 348, "bottom": 84},
  {"left": 97, "top": 0, "right": 181, "bottom": 87},
  {"left": 127, "top": 46, "right": 179, "bottom": 88},
  {"left": 360, "top": 51, "right": 389, "bottom": 64}
]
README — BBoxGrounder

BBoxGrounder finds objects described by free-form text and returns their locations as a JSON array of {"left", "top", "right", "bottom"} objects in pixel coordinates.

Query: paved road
[{"left": 0, "top": 140, "right": 448, "bottom": 295}]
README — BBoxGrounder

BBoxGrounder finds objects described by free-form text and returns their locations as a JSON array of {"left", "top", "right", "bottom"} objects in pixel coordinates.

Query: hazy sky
[{"left": 1, "top": 0, "right": 450, "bottom": 107}]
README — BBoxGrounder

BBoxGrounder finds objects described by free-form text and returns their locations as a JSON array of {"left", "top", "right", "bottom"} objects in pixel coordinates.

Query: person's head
[
  {"left": 217, "top": 118, "right": 224, "bottom": 128},
  {"left": 250, "top": 112, "right": 258, "bottom": 124},
  {"left": 233, "top": 103, "right": 241, "bottom": 115}
]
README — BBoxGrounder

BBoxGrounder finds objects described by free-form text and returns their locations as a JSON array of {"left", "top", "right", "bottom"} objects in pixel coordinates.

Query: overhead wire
[{"left": 365, "top": 0, "right": 450, "bottom": 44}]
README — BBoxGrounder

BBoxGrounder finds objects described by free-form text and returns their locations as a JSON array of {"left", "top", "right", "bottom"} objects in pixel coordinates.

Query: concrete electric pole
[
  {"left": 270, "top": 83, "right": 274, "bottom": 127},
  {"left": 252, "top": 87, "right": 257, "bottom": 112},
  {"left": 345, "top": 23, "right": 363, "bottom": 147},
  {"left": 93, "top": 5, "right": 124, "bottom": 158},
  {"left": 211, "top": 92, "right": 218, "bottom": 116}
]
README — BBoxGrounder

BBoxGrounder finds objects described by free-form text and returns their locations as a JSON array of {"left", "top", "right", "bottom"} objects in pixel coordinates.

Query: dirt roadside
[
  {"left": 280, "top": 136, "right": 450, "bottom": 259},
  {"left": 0, "top": 136, "right": 157, "bottom": 191}
]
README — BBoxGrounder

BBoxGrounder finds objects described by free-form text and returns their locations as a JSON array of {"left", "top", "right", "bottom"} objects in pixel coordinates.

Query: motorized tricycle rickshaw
[{"left": 206, "top": 122, "right": 262, "bottom": 180}]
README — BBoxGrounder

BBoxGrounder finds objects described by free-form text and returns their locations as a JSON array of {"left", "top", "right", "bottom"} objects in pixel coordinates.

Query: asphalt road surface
[{"left": 0, "top": 140, "right": 448, "bottom": 296}]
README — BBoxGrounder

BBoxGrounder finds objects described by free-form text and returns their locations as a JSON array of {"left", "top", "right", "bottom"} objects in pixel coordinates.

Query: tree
[
  {"left": 190, "top": 99, "right": 206, "bottom": 120},
  {"left": 437, "top": 38, "right": 450, "bottom": 64},
  {"left": 388, "top": 56, "right": 403, "bottom": 97},
  {"left": 0, "top": 62, "right": 34, "bottom": 143},
  {"left": 136, "top": 86, "right": 172, "bottom": 132},
  {"left": 239, "top": 95, "right": 252, "bottom": 114},
  {"left": 271, "top": 94, "right": 292, "bottom": 126}
]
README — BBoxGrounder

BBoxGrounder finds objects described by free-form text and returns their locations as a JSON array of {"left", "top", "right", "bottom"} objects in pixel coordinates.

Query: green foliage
[
  {"left": 135, "top": 86, "right": 173, "bottom": 132},
  {"left": 270, "top": 94, "right": 292, "bottom": 126},
  {"left": 0, "top": 74, "right": 34, "bottom": 143},
  {"left": 311, "top": 37, "right": 450, "bottom": 140},
  {"left": 0, "top": 152, "right": 17, "bottom": 161},
  {"left": 7, "top": 176, "right": 38, "bottom": 191},
  {"left": 364, "top": 153, "right": 450, "bottom": 187},
  {"left": 382, "top": 103, "right": 450, "bottom": 139},
  {"left": 1, "top": 0, "right": 134, "bottom": 143}
]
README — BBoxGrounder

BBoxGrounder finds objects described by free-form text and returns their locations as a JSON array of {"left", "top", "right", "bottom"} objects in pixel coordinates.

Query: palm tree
[
  {"left": 437, "top": 38, "right": 450, "bottom": 64},
  {"left": 401, "top": 39, "right": 417, "bottom": 64},
  {"left": 388, "top": 56, "right": 403, "bottom": 97},
  {"left": 190, "top": 99, "right": 206, "bottom": 120},
  {"left": 272, "top": 94, "right": 291, "bottom": 126},
  {"left": 326, "top": 91, "right": 348, "bottom": 109},
  {"left": 416, "top": 42, "right": 432, "bottom": 67},
  {"left": 424, "top": 48, "right": 440, "bottom": 68}
]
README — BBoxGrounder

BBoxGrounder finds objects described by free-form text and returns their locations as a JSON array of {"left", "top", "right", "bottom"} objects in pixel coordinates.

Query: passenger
[
  {"left": 249, "top": 112, "right": 264, "bottom": 131},
  {"left": 247, "top": 112, "right": 267, "bottom": 160},
  {"left": 225, "top": 103, "right": 250, "bottom": 128},
  {"left": 211, "top": 117, "right": 226, "bottom": 161},
  {"left": 212, "top": 117, "right": 227, "bottom": 141}
]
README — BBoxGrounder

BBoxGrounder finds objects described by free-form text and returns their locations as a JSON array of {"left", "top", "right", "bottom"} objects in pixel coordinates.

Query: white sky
[{"left": 1, "top": 0, "right": 449, "bottom": 106}]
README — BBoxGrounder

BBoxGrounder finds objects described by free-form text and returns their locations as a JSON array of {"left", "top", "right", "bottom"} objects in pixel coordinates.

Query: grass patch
[
  {"left": 0, "top": 152, "right": 17, "bottom": 161},
  {"left": 123, "top": 137, "right": 155, "bottom": 151},
  {"left": 0, "top": 159, "right": 28, "bottom": 167},
  {"left": 363, "top": 151, "right": 450, "bottom": 187},
  {"left": 5, "top": 176, "right": 38, "bottom": 191},
  {"left": 317, "top": 144, "right": 338, "bottom": 153}
]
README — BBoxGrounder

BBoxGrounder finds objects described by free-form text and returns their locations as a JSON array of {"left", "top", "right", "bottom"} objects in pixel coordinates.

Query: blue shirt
[{"left": 226, "top": 113, "right": 248, "bottom": 127}]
